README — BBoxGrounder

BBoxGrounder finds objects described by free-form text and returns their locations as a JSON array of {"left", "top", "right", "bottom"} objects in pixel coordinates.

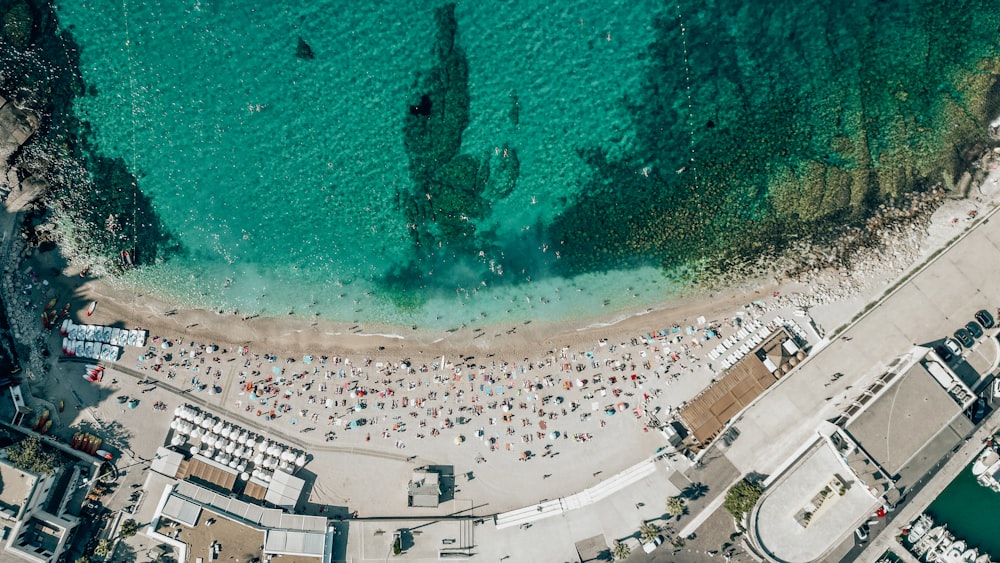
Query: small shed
[{"left": 407, "top": 470, "right": 440, "bottom": 508}]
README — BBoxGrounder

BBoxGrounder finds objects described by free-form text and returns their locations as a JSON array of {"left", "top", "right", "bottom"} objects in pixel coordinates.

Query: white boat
[
  {"left": 907, "top": 514, "right": 933, "bottom": 544},
  {"left": 914, "top": 526, "right": 947, "bottom": 557},
  {"left": 939, "top": 540, "right": 966, "bottom": 563},
  {"left": 927, "top": 532, "right": 955, "bottom": 563},
  {"left": 972, "top": 446, "right": 999, "bottom": 476},
  {"left": 974, "top": 554, "right": 992, "bottom": 563}
]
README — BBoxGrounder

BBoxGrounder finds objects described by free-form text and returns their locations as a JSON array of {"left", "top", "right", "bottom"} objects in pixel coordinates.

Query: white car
[
  {"left": 642, "top": 535, "right": 664, "bottom": 553},
  {"left": 944, "top": 338, "right": 962, "bottom": 358}
]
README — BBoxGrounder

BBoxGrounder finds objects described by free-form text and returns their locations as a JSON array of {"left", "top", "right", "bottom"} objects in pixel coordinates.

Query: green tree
[
  {"left": 723, "top": 479, "right": 764, "bottom": 519},
  {"left": 6, "top": 435, "right": 58, "bottom": 475},
  {"left": 612, "top": 540, "right": 631, "bottom": 561},
  {"left": 639, "top": 521, "right": 662, "bottom": 543},
  {"left": 93, "top": 539, "right": 112, "bottom": 557},
  {"left": 118, "top": 519, "right": 139, "bottom": 538},
  {"left": 665, "top": 496, "right": 686, "bottom": 518}
]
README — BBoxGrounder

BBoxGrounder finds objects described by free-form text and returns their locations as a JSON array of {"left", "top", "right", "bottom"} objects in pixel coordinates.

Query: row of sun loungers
[
  {"left": 711, "top": 315, "right": 812, "bottom": 373},
  {"left": 61, "top": 320, "right": 147, "bottom": 348},
  {"left": 708, "top": 319, "right": 765, "bottom": 365}
]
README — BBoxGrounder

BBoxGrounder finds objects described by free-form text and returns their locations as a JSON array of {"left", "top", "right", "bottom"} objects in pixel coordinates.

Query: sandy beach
[{"left": 3, "top": 158, "right": 996, "bottom": 527}]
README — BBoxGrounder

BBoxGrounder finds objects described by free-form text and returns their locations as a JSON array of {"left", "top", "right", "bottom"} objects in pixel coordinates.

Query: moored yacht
[
  {"left": 914, "top": 525, "right": 947, "bottom": 558},
  {"left": 907, "top": 514, "right": 934, "bottom": 544},
  {"left": 926, "top": 533, "right": 955, "bottom": 563},
  {"left": 972, "top": 446, "right": 999, "bottom": 476}
]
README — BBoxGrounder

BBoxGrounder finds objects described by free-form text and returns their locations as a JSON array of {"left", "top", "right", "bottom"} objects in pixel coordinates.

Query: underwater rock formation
[
  {"left": 549, "top": 0, "right": 1000, "bottom": 279},
  {"left": 399, "top": 3, "right": 518, "bottom": 273},
  {"left": 295, "top": 36, "right": 314, "bottom": 60}
]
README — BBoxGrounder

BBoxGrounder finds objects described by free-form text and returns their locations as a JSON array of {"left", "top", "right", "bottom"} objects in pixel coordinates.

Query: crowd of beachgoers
[{"left": 113, "top": 297, "right": 803, "bottom": 464}]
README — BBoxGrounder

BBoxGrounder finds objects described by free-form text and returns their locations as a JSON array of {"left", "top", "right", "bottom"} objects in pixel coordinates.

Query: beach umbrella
[
  {"left": 170, "top": 420, "right": 179, "bottom": 430},
  {"left": 213, "top": 421, "right": 224, "bottom": 433},
  {"left": 238, "top": 463, "right": 247, "bottom": 473},
  {"left": 549, "top": 431, "right": 560, "bottom": 440},
  {"left": 199, "top": 418, "right": 212, "bottom": 430},
  {"left": 190, "top": 428, "right": 203, "bottom": 440},
  {"left": 262, "top": 472, "right": 272, "bottom": 482},
  {"left": 221, "top": 425, "right": 232, "bottom": 439},
  {"left": 257, "top": 440, "right": 268, "bottom": 453},
  {"left": 303, "top": 355, "right": 312, "bottom": 364},
  {"left": 190, "top": 445, "right": 200, "bottom": 456},
  {"left": 454, "top": 435, "right": 465, "bottom": 445},
  {"left": 281, "top": 451, "right": 294, "bottom": 462},
  {"left": 215, "top": 453, "right": 226, "bottom": 463},
  {"left": 228, "top": 459, "right": 239, "bottom": 469},
  {"left": 225, "top": 443, "right": 236, "bottom": 454},
  {"left": 203, "top": 448, "right": 214, "bottom": 458},
  {"left": 171, "top": 435, "right": 186, "bottom": 447},
  {"left": 174, "top": 405, "right": 185, "bottom": 417},
  {"left": 295, "top": 454, "right": 306, "bottom": 467},
  {"left": 237, "top": 430, "right": 248, "bottom": 444},
  {"left": 279, "top": 461, "right": 290, "bottom": 472},
  {"left": 253, "top": 453, "right": 264, "bottom": 465},
  {"left": 161, "top": 341, "right": 171, "bottom": 349},
  {"left": 267, "top": 444, "right": 280, "bottom": 457},
  {"left": 240, "top": 472, "right": 249, "bottom": 481}
]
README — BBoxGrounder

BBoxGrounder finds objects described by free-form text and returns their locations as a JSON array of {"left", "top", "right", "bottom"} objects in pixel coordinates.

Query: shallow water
[{"left": 53, "top": 0, "right": 1000, "bottom": 328}]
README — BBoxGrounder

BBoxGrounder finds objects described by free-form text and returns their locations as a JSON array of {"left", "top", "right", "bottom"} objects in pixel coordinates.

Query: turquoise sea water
[
  {"left": 48, "top": 0, "right": 1000, "bottom": 329},
  {"left": 926, "top": 456, "right": 1000, "bottom": 559}
]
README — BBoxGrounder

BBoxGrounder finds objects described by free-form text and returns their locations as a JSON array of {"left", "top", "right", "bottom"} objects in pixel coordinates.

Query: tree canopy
[
  {"left": 723, "top": 479, "right": 764, "bottom": 518},
  {"left": 665, "top": 496, "right": 687, "bottom": 518},
  {"left": 612, "top": 540, "right": 631, "bottom": 561},
  {"left": 6, "top": 435, "right": 58, "bottom": 475}
]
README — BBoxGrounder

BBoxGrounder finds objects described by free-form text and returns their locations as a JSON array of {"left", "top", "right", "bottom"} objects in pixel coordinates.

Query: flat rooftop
[
  {"left": 845, "top": 356, "right": 964, "bottom": 476},
  {"left": 753, "top": 438, "right": 879, "bottom": 563},
  {"left": 0, "top": 459, "right": 36, "bottom": 516},
  {"left": 679, "top": 330, "right": 797, "bottom": 444},
  {"left": 157, "top": 507, "right": 320, "bottom": 563}
]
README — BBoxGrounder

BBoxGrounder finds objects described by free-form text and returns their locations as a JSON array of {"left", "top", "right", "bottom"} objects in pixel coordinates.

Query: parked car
[
  {"left": 643, "top": 535, "right": 664, "bottom": 554},
  {"left": 966, "top": 321, "right": 984, "bottom": 339},
  {"left": 945, "top": 338, "right": 963, "bottom": 357},
  {"left": 954, "top": 328, "right": 975, "bottom": 348},
  {"left": 976, "top": 309, "right": 995, "bottom": 329},
  {"left": 855, "top": 524, "right": 869, "bottom": 542}
]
